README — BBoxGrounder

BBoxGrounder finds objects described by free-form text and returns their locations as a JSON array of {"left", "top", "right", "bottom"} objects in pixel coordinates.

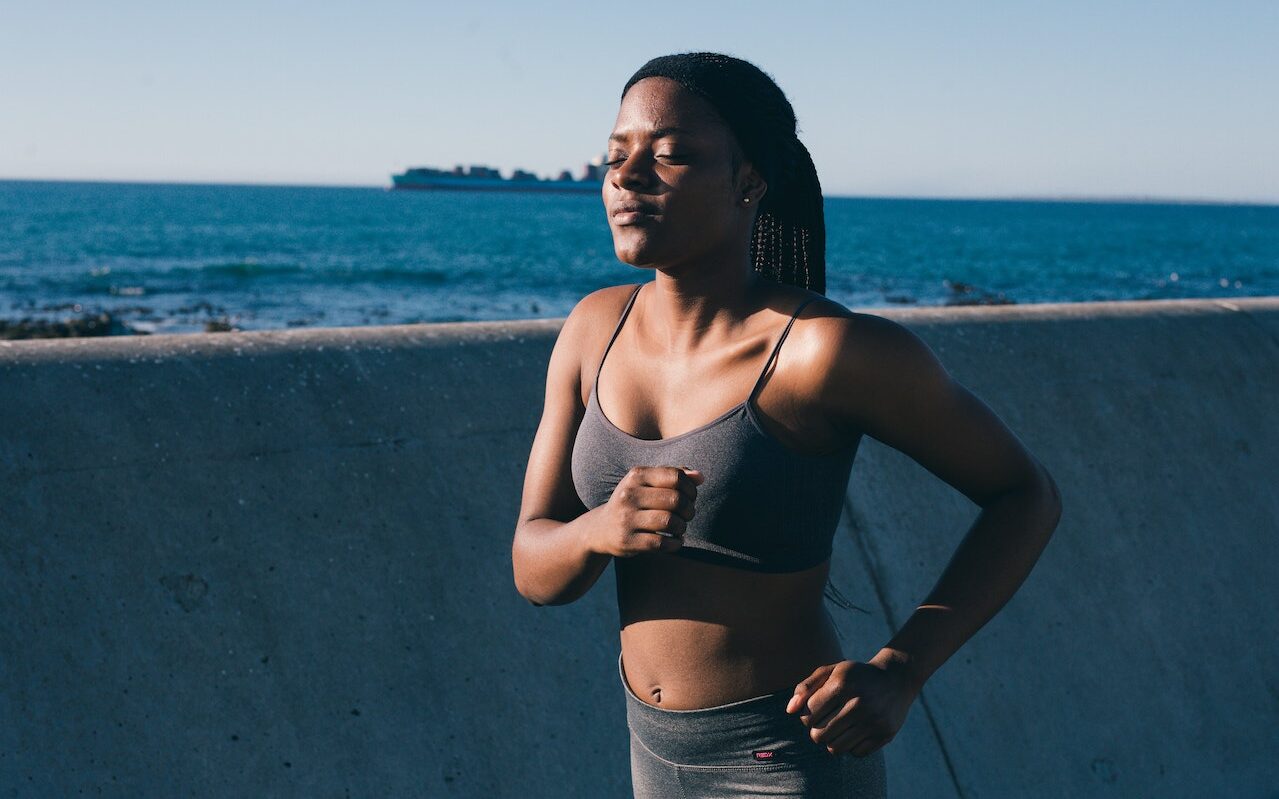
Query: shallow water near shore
[{"left": 1, "top": 179, "right": 1275, "bottom": 337}]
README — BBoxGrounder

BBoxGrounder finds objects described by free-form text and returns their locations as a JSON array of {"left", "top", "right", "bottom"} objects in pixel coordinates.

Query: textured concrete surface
[{"left": 1, "top": 296, "right": 1275, "bottom": 797}]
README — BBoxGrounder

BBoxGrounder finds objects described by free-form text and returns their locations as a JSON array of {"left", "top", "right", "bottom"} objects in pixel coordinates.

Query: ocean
[{"left": 1, "top": 179, "right": 1276, "bottom": 336}]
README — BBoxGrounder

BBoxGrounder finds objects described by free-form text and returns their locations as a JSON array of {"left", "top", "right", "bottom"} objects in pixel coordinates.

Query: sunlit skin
[{"left": 511, "top": 76, "right": 1062, "bottom": 758}]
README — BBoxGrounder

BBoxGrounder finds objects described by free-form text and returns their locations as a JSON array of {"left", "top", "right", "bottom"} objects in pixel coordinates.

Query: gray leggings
[{"left": 620, "top": 652, "right": 888, "bottom": 798}]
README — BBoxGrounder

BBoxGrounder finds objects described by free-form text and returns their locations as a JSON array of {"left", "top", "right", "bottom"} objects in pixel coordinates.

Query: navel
[{"left": 650, "top": 687, "right": 662, "bottom": 704}]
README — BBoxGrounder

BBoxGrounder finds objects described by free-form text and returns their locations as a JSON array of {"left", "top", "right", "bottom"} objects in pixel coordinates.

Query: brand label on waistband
[{"left": 753, "top": 750, "right": 776, "bottom": 762}]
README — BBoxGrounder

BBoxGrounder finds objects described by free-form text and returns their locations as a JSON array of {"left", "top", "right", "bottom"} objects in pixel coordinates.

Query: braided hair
[
  {"left": 622, "top": 54, "right": 866, "bottom": 619},
  {"left": 622, "top": 52, "right": 828, "bottom": 295}
]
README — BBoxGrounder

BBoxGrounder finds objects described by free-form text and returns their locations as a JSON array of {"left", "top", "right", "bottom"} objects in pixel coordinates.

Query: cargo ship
[{"left": 392, "top": 154, "right": 607, "bottom": 193}]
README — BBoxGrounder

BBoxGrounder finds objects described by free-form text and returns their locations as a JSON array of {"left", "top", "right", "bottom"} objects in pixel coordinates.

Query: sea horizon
[
  {"left": 2, "top": 177, "right": 1276, "bottom": 209},
  {"left": 2, "top": 179, "right": 1276, "bottom": 339}
]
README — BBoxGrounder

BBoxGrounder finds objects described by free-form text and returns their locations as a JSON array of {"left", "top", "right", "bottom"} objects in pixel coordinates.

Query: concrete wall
[{"left": 1, "top": 296, "right": 1275, "bottom": 798}]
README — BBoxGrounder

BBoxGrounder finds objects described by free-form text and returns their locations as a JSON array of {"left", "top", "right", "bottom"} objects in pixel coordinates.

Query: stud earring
[{"left": 743, "top": 196, "right": 751, "bottom": 204}]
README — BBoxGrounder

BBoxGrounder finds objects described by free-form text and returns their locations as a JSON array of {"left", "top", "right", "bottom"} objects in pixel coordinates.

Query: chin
[
  {"left": 611, "top": 234, "right": 664, "bottom": 267},
  {"left": 613, "top": 249, "right": 653, "bottom": 267}
]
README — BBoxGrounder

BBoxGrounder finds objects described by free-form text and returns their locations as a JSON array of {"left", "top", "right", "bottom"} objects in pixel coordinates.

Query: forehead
[{"left": 609, "top": 77, "right": 727, "bottom": 141}]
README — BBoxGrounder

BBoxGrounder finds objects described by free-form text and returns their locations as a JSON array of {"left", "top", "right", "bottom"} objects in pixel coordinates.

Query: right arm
[{"left": 511, "top": 289, "right": 700, "bottom": 606}]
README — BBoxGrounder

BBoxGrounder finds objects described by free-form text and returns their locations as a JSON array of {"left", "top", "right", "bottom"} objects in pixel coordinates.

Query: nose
[{"left": 609, "top": 152, "right": 654, "bottom": 193}]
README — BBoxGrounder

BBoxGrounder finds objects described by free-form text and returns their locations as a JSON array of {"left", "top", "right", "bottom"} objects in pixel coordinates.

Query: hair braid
[
  {"left": 622, "top": 52, "right": 827, "bottom": 295},
  {"left": 621, "top": 53, "right": 863, "bottom": 619}
]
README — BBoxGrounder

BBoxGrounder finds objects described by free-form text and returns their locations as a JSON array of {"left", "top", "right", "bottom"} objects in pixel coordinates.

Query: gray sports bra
[{"left": 570, "top": 282, "right": 860, "bottom": 573}]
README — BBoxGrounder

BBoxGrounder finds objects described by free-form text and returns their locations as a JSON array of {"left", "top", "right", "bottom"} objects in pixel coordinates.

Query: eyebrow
[{"left": 608, "top": 126, "right": 692, "bottom": 143}]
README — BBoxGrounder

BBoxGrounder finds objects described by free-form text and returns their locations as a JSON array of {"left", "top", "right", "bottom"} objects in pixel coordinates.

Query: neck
[{"left": 643, "top": 252, "right": 764, "bottom": 354}]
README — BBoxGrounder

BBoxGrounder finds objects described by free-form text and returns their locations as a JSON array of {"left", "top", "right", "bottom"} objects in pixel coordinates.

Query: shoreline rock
[{"left": 0, "top": 312, "right": 147, "bottom": 340}]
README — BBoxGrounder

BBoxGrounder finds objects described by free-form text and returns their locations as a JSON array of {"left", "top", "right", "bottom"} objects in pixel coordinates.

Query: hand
[
  {"left": 785, "top": 655, "right": 921, "bottom": 757},
  {"left": 590, "top": 465, "right": 703, "bottom": 558}
]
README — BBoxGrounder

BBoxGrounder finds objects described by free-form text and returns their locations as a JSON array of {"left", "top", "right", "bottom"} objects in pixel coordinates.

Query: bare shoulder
[
  {"left": 786, "top": 292, "right": 934, "bottom": 370},
  {"left": 566, "top": 282, "right": 642, "bottom": 327},
  {"left": 786, "top": 295, "right": 954, "bottom": 433},
  {"left": 555, "top": 283, "right": 645, "bottom": 401},
  {"left": 784, "top": 293, "right": 1049, "bottom": 504},
  {"left": 561, "top": 283, "right": 643, "bottom": 352}
]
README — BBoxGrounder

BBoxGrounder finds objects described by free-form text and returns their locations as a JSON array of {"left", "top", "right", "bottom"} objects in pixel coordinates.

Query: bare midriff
[{"left": 615, "top": 549, "right": 847, "bottom": 710}]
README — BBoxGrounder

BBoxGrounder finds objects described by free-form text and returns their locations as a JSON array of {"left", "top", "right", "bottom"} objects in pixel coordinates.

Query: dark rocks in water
[
  {"left": 943, "top": 279, "right": 1016, "bottom": 306},
  {"left": 204, "top": 317, "right": 241, "bottom": 333},
  {"left": 0, "top": 311, "right": 147, "bottom": 340}
]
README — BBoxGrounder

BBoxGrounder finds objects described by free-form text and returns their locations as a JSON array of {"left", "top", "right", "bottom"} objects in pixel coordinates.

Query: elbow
[
  {"left": 514, "top": 573, "right": 580, "bottom": 607},
  {"left": 511, "top": 561, "right": 565, "bottom": 607},
  {"left": 1037, "top": 463, "right": 1063, "bottom": 527},
  {"left": 1023, "top": 462, "right": 1063, "bottom": 534},
  {"left": 517, "top": 583, "right": 559, "bottom": 607},
  {"left": 517, "top": 588, "right": 569, "bottom": 608},
  {"left": 511, "top": 527, "right": 546, "bottom": 606},
  {"left": 512, "top": 567, "right": 546, "bottom": 607},
  {"left": 981, "top": 461, "right": 1062, "bottom": 529}
]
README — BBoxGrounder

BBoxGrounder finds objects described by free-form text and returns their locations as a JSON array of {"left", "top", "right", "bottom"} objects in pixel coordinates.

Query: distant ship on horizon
[{"left": 392, "top": 153, "right": 607, "bottom": 193}]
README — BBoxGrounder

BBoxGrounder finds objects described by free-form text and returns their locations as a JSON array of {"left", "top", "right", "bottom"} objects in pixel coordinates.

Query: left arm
[{"left": 789, "top": 312, "right": 1063, "bottom": 756}]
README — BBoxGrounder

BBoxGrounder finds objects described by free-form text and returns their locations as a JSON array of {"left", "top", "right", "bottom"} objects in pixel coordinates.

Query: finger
[
  {"left": 661, "top": 485, "right": 697, "bottom": 522},
  {"left": 826, "top": 726, "right": 873, "bottom": 756},
  {"left": 672, "top": 469, "right": 701, "bottom": 504},
  {"left": 806, "top": 681, "right": 858, "bottom": 729},
  {"left": 633, "top": 485, "right": 695, "bottom": 522},
  {"left": 808, "top": 695, "right": 859, "bottom": 746},
  {"left": 634, "top": 508, "right": 685, "bottom": 538},
  {"left": 639, "top": 465, "right": 701, "bottom": 498},
  {"left": 655, "top": 532, "right": 683, "bottom": 551},
  {"left": 634, "top": 531, "right": 682, "bottom": 554},
  {"left": 676, "top": 465, "right": 705, "bottom": 486},
  {"left": 786, "top": 665, "right": 834, "bottom": 713},
  {"left": 809, "top": 696, "right": 858, "bottom": 739},
  {"left": 788, "top": 669, "right": 829, "bottom": 714},
  {"left": 666, "top": 466, "right": 703, "bottom": 503},
  {"left": 850, "top": 736, "right": 883, "bottom": 758}
]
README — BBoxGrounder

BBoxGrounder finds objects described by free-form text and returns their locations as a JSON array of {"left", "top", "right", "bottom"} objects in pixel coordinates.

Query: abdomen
[{"left": 614, "top": 551, "right": 846, "bottom": 709}]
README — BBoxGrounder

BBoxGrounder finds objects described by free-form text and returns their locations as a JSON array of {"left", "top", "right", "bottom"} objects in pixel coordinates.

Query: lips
[{"left": 611, "top": 199, "right": 661, "bottom": 220}]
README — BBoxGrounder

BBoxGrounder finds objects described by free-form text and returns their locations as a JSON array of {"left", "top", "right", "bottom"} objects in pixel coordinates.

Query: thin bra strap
[
  {"left": 747, "top": 296, "right": 817, "bottom": 402},
  {"left": 594, "top": 283, "right": 645, "bottom": 394}
]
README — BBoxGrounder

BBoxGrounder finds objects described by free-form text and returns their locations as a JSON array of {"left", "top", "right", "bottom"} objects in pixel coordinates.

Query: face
[{"left": 604, "top": 76, "right": 765, "bottom": 271}]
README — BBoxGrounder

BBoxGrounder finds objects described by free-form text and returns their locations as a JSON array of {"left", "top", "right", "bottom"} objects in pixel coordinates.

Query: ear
[{"left": 735, "top": 160, "right": 768, "bottom": 207}]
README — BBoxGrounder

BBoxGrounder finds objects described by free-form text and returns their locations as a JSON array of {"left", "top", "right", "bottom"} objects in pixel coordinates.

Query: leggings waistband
[{"left": 618, "top": 651, "right": 833, "bottom": 767}]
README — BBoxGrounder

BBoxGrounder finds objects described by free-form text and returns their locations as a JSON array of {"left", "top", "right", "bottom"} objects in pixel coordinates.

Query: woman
[{"left": 512, "top": 52, "right": 1062, "bottom": 798}]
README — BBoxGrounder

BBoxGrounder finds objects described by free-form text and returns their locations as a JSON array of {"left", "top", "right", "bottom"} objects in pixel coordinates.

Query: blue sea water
[{"left": 1, "top": 179, "right": 1276, "bottom": 335}]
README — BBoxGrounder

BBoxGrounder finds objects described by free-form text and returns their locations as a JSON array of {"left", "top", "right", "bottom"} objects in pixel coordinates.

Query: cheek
[{"left": 668, "top": 192, "right": 734, "bottom": 240}]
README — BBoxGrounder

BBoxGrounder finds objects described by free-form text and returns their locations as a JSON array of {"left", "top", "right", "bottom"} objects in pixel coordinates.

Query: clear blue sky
[{"left": 3, "top": 0, "right": 1276, "bottom": 202}]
